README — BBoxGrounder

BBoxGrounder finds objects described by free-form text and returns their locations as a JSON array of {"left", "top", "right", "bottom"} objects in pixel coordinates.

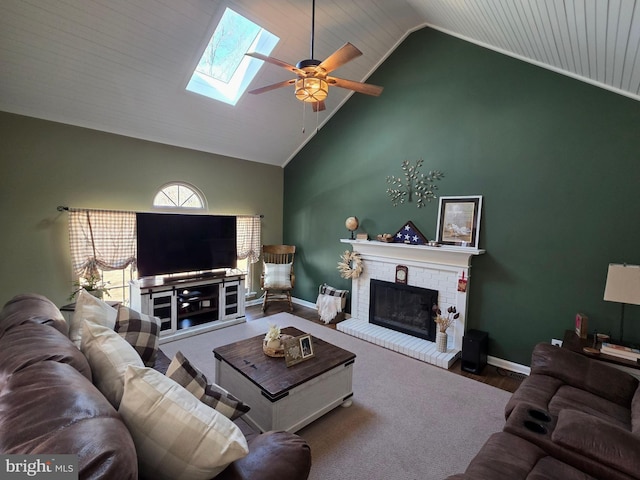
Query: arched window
[{"left": 153, "top": 182, "right": 206, "bottom": 209}]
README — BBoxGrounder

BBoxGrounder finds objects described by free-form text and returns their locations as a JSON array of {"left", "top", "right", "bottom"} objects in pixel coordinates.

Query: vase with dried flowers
[{"left": 433, "top": 305, "right": 459, "bottom": 352}]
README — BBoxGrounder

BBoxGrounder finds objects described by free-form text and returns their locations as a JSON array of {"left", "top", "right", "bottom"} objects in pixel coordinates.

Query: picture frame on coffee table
[
  {"left": 436, "top": 196, "right": 482, "bottom": 249},
  {"left": 284, "top": 334, "right": 315, "bottom": 367},
  {"left": 300, "top": 335, "right": 314, "bottom": 358}
]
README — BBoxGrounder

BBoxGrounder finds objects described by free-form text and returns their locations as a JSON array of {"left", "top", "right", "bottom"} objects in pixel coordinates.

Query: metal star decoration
[{"left": 386, "top": 158, "right": 444, "bottom": 208}]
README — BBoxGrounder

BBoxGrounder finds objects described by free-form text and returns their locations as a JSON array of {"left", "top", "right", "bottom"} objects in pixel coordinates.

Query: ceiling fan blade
[
  {"left": 248, "top": 79, "right": 296, "bottom": 95},
  {"left": 245, "top": 51, "right": 304, "bottom": 75},
  {"left": 327, "top": 76, "right": 384, "bottom": 96},
  {"left": 312, "top": 101, "right": 326, "bottom": 112},
  {"left": 318, "top": 43, "right": 362, "bottom": 73}
]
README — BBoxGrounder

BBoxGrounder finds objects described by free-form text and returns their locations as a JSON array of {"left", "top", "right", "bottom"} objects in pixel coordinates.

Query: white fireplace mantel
[
  {"left": 337, "top": 239, "right": 485, "bottom": 369},
  {"left": 340, "top": 239, "right": 485, "bottom": 268}
]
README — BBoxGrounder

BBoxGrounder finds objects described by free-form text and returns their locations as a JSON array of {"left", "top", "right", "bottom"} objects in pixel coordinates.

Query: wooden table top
[
  {"left": 213, "top": 326, "right": 356, "bottom": 400},
  {"left": 562, "top": 330, "right": 640, "bottom": 370}
]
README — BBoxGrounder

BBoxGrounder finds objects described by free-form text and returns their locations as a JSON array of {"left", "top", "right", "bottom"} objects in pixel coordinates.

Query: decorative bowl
[
  {"left": 376, "top": 234, "right": 394, "bottom": 243},
  {"left": 262, "top": 334, "right": 294, "bottom": 357}
]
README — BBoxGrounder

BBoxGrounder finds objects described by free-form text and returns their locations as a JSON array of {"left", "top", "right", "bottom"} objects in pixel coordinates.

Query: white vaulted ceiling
[
  {"left": 1, "top": 1, "right": 639, "bottom": 167},
  {"left": 409, "top": 0, "right": 640, "bottom": 97}
]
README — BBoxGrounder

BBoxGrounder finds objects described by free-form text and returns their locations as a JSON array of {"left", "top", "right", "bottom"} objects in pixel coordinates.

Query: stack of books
[{"left": 601, "top": 342, "right": 640, "bottom": 362}]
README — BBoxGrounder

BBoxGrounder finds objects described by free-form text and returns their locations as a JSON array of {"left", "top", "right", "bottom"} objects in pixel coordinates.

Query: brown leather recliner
[
  {"left": 0, "top": 293, "right": 312, "bottom": 480},
  {"left": 446, "top": 342, "right": 640, "bottom": 480}
]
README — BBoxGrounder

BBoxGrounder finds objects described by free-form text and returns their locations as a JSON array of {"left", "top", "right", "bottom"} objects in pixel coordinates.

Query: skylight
[{"left": 186, "top": 8, "right": 279, "bottom": 105}]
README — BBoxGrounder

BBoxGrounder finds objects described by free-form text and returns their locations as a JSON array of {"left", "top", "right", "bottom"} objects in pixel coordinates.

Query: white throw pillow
[
  {"left": 81, "top": 320, "right": 143, "bottom": 408},
  {"left": 69, "top": 289, "right": 117, "bottom": 348},
  {"left": 263, "top": 262, "right": 292, "bottom": 289},
  {"left": 119, "top": 365, "right": 249, "bottom": 480}
]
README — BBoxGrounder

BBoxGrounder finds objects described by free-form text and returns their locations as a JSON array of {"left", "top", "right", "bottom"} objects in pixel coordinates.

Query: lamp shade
[{"left": 603, "top": 264, "right": 640, "bottom": 305}]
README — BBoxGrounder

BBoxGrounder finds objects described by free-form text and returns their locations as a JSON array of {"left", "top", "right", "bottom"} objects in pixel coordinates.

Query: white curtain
[
  {"left": 68, "top": 209, "right": 137, "bottom": 278},
  {"left": 236, "top": 215, "right": 261, "bottom": 264}
]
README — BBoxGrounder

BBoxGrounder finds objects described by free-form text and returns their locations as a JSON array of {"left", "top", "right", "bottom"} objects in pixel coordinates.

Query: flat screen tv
[{"left": 136, "top": 213, "right": 237, "bottom": 278}]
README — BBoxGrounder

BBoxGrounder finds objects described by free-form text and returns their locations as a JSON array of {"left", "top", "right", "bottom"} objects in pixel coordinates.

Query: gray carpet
[{"left": 160, "top": 313, "right": 510, "bottom": 480}]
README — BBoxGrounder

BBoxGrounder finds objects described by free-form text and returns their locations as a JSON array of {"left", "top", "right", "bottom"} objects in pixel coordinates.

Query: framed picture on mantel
[{"left": 436, "top": 196, "right": 483, "bottom": 249}]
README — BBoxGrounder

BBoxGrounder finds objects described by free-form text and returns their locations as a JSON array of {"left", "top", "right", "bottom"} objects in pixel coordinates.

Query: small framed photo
[
  {"left": 575, "top": 313, "right": 588, "bottom": 339},
  {"left": 284, "top": 334, "right": 315, "bottom": 367},
  {"left": 436, "top": 196, "right": 483, "bottom": 249}
]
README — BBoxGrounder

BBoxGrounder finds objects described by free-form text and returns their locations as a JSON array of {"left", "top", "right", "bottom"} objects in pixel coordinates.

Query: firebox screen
[{"left": 369, "top": 279, "right": 438, "bottom": 342}]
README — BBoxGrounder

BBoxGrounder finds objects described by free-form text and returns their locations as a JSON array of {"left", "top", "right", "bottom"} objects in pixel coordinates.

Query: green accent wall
[
  {"left": 0, "top": 112, "right": 283, "bottom": 307},
  {"left": 284, "top": 28, "right": 640, "bottom": 365}
]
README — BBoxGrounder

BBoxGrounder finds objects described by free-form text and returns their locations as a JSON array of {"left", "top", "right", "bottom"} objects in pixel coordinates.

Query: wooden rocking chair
[{"left": 260, "top": 245, "right": 296, "bottom": 312}]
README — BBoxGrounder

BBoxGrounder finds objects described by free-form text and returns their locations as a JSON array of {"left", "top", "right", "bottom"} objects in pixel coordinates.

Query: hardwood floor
[{"left": 245, "top": 302, "right": 524, "bottom": 393}]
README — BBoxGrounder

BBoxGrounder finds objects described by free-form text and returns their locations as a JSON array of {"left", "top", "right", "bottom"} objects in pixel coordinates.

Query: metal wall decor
[{"left": 386, "top": 158, "right": 444, "bottom": 208}]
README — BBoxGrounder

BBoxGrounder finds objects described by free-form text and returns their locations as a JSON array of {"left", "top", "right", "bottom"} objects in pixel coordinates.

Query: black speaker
[{"left": 461, "top": 329, "right": 488, "bottom": 374}]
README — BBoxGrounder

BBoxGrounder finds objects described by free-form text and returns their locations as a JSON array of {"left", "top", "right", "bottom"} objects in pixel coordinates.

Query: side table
[
  {"left": 562, "top": 330, "right": 640, "bottom": 379},
  {"left": 60, "top": 301, "right": 120, "bottom": 322}
]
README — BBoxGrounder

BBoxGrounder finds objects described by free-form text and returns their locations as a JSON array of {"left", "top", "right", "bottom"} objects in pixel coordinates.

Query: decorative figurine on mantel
[
  {"left": 393, "top": 220, "right": 428, "bottom": 245},
  {"left": 376, "top": 233, "right": 394, "bottom": 242},
  {"left": 345, "top": 216, "right": 359, "bottom": 239}
]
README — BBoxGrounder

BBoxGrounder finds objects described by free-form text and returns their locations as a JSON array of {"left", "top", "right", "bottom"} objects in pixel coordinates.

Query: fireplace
[
  {"left": 337, "top": 239, "right": 485, "bottom": 369},
  {"left": 369, "top": 279, "right": 438, "bottom": 342}
]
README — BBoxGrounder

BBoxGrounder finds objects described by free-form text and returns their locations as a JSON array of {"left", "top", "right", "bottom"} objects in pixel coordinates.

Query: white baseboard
[
  {"left": 246, "top": 295, "right": 317, "bottom": 309},
  {"left": 292, "top": 296, "right": 316, "bottom": 309},
  {"left": 245, "top": 297, "right": 263, "bottom": 307},
  {"left": 488, "top": 355, "right": 530, "bottom": 376}
]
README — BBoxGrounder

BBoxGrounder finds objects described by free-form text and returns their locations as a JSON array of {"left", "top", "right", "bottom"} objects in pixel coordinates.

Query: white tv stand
[{"left": 130, "top": 270, "right": 246, "bottom": 343}]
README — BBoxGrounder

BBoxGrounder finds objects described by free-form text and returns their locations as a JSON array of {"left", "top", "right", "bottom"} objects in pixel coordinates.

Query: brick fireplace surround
[{"left": 337, "top": 239, "right": 485, "bottom": 369}]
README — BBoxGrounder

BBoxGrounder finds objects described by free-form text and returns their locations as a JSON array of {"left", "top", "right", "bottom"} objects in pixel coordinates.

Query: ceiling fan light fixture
[
  {"left": 246, "top": 0, "right": 383, "bottom": 108},
  {"left": 295, "top": 77, "right": 328, "bottom": 102}
]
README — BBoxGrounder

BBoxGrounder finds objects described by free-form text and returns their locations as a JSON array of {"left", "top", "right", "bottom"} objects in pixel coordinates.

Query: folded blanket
[{"left": 316, "top": 294, "right": 344, "bottom": 323}]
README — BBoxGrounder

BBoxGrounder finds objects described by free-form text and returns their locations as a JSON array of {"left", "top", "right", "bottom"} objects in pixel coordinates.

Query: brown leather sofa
[
  {"left": 447, "top": 342, "right": 640, "bottom": 480},
  {"left": 0, "top": 293, "right": 312, "bottom": 480}
]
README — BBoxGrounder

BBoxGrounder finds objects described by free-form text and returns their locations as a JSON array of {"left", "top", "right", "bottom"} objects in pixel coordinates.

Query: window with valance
[
  {"left": 67, "top": 207, "right": 262, "bottom": 299},
  {"left": 68, "top": 209, "right": 137, "bottom": 279},
  {"left": 236, "top": 215, "right": 261, "bottom": 265}
]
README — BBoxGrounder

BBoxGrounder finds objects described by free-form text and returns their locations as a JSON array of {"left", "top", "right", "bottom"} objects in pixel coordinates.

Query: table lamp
[{"left": 603, "top": 263, "right": 640, "bottom": 344}]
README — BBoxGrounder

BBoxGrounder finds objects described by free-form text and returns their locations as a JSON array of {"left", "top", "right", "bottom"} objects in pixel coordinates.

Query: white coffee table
[{"left": 213, "top": 327, "right": 355, "bottom": 433}]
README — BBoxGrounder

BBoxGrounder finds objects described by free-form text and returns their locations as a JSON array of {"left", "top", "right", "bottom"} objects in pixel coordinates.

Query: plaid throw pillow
[
  {"left": 167, "top": 351, "right": 250, "bottom": 420},
  {"left": 320, "top": 283, "right": 348, "bottom": 298},
  {"left": 115, "top": 305, "right": 160, "bottom": 367},
  {"left": 263, "top": 262, "right": 292, "bottom": 289},
  {"left": 119, "top": 365, "right": 248, "bottom": 480}
]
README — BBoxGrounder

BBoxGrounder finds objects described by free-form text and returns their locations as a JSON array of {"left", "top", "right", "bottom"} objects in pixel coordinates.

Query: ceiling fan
[{"left": 245, "top": 0, "right": 383, "bottom": 112}]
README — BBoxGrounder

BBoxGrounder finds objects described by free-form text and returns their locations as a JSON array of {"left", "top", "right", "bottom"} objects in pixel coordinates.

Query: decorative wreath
[{"left": 338, "top": 250, "right": 363, "bottom": 279}]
